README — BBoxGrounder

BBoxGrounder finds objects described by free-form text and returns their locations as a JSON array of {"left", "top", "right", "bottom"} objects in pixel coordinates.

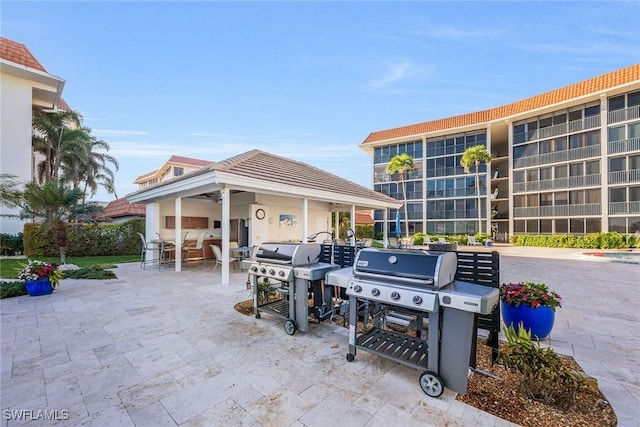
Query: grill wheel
[{"left": 419, "top": 371, "right": 444, "bottom": 397}]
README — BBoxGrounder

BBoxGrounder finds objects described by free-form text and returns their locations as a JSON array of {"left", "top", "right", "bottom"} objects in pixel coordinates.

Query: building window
[
  {"left": 609, "top": 157, "right": 625, "bottom": 172},
  {"left": 556, "top": 219, "right": 568, "bottom": 233},
  {"left": 174, "top": 167, "right": 184, "bottom": 177},
  {"left": 586, "top": 218, "right": 600, "bottom": 233},
  {"left": 608, "top": 95, "right": 625, "bottom": 111},
  {"left": 610, "top": 188, "right": 626, "bottom": 203},
  {"left": 608, "top": 126, "right": 625, "bottom": 142}
]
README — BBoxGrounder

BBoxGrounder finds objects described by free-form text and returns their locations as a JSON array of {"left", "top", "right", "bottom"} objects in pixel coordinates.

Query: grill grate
[{"left": 356, "top": 328, "right": 429, "bottom": 369}]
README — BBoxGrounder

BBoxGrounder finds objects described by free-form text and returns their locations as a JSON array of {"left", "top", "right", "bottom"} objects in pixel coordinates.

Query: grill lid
[
  {"left": 255, "top": 242, "right": 321, "bottom": 266},
  {"left": 353, "top": 248, "right": 457, "bottom": 288}
]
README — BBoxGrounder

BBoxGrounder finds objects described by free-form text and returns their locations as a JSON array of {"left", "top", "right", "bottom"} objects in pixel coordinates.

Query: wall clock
[{"left": 255, "top": 208, "right": 266, "bottom": 220}]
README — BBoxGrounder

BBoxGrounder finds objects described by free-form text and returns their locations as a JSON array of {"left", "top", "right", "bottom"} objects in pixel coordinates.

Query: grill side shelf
[{"left": 355, "top": 328, "right": 429, "bottom": 370}]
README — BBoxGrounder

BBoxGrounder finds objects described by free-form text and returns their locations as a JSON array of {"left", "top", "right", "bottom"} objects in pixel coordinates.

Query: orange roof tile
[
  {"left": 355, "top": 210, "right": 374, "bottom": 225},
  {"left": 103, "top": 198, "right": 146, "bottom": 218},
  {"left": 0, "top": 37, "right": 46, "bottom": 72},
  {"left": 363, "top": 63, "right": 640, "bottom": 144}
]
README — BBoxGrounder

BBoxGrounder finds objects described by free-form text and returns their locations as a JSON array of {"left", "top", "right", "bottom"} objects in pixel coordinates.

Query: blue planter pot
[
  {"left": 501, "top": 300, "right": 555, "bottom": 340},
  {"left": 25, "top": 278, "right": 54, "bottom": 296}
]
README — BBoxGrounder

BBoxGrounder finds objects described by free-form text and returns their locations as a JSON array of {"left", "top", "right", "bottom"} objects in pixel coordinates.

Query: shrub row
[
  {"left": 0, "top": 233, "right": 24, "bottom": 256},
  {"left": 510, "top": 232, "right": 638, "bottom": 249},
  {"left": 23, "top": 218, "right": 145, "bottom": 257}
]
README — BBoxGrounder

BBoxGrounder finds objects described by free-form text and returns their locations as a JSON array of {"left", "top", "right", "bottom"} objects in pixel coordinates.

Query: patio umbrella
[{"left": 396, "top": 211, "right": 402, "bottom": 238}]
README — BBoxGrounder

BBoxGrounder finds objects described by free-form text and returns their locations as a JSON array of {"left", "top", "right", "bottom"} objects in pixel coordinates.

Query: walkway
[{"left": 1, "top": 247, "right": 638, "bottom": 426}]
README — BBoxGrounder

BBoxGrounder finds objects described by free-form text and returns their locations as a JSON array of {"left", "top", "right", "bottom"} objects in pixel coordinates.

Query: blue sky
[{"left": 2, "top": 1, "right": 639, "bottom": 202}]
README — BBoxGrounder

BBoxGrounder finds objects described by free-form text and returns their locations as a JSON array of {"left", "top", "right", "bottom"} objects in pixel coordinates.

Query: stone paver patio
[{"left": 1, "top": 246, "right": 638, "bottom": 426}]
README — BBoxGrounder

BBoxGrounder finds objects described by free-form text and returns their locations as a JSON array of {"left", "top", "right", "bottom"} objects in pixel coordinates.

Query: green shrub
[
  {"left": 23, "top": 218, "right": 145, "bottom": 258},
  {"left": 498, "top": 325, "right": 595, "bottom": 409},
  {"left": 510, "top": 232, "right": 636, "bottom": 249},
  {"left": 0, "top": 281, "right": 26, "bottom": 299},
  {"left": 62, "top": 267, "right": 117, "bottom": 280},
  {"left": 0, "top": 233, "right": 24, "bottom": 255}
]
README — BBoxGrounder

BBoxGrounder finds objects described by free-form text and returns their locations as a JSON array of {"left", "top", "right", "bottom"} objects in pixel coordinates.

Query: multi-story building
[
  {"left": 360, "top": 64, "right": 640, "bottom": 240},
  {"left": 134, "top": 155, "right": 214, "bottom": 189},
  {"left": 0, "top": 37, "right": 66, "bottom": 234}
]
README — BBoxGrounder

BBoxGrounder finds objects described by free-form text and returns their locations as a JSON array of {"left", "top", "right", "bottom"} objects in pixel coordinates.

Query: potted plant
[
  {"left": 500, "top": 281, "right": 562, "bottom": 340},
  {"left": 17, "top": 260, "right": 62, "bottom": 296}
]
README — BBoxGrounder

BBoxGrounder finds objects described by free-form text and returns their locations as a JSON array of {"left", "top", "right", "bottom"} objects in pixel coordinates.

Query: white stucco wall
[
  {"left": 148, "top": 193, "right": 332, "bottom": 247},
  {"left": 0, "top": 73, "right": 34, "bottom": 234}
]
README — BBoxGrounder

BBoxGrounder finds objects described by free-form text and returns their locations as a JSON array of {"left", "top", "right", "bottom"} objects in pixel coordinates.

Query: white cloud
[
  {"left": 368, "top": 60, "right": 412, "bottom": 88},
  {"left": 92, "top": 129, "right": 150, "bottom": 137}
]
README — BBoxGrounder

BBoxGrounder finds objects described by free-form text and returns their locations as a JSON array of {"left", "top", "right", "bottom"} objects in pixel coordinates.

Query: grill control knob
[
  {"left": 353, "top": 285, "right": 362, "bottom": 293},
  {"left": 371, "top": 288, "right": 380, "bottom": 297},
  {"left": 260, "top": 267, "right": 267, "bottom": 274},
  {"left": 413, "top": 295, "right": 423, "bottom": 305},
  {"left": 278, "top": 271, "right": 285, "bottom": 277},
  {"left": 391, "top": 291, "right": 400, "bottom": 301},
  {"left": 269, "top": 269, "right": 275, "bottom": 275},
  {"left": 250, "top": 266, "right": 258, "bottom": 272}
]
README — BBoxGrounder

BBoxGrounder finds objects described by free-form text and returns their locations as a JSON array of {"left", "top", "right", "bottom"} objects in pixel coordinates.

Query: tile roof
[
  {"left": 355, "top": 210, "right": 374, "bottom": 225},
  {"left": 167, "top": 155, "right": 214, "bottom": 167},
  {"left": 134, "top": 156, "right": 215, "bottom": 182},
  {"left": 362, "top": 63, "right": 640, "bottom": 144},
  {"left": 212, "top": 149, "right": 398, "bottom": 205},
  {"left": 103, "top": 198, "right": 146, "bottom": 218},
  {"left": 0, "top": 37, "right": 46, "bottom": 72},
  {"left": 128, "top": 149, "right": 400, "bottom": 208}
]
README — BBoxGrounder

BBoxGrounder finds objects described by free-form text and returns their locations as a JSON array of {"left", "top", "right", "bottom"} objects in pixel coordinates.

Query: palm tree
[
  {"left": 32, "top": 108, "right": 119, "bottom": 201},
  {"left": 0, "top": 173, "right": 22, "bottom": 210},
  {"left": 386, "top": 153, "right": 415, "bottom": 238},
  {"left": 60, "top": 132, "right": 119, "bottom": 202},
  {"left": 460, "top": 145, "right": 492, "bottom": 234},
  {"left": 19, "top": 181, "right": 83, "bottom": 263},
  {"left": 32, "top": 107, "right": 82, "bottom": 183}
]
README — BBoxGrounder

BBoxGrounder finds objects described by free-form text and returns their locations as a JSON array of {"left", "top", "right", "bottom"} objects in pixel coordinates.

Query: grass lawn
[{"left": 0, "top": 255, "right": 139, "bottom": 279}]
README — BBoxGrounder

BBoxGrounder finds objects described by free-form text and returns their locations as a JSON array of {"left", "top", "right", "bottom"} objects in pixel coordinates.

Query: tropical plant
[
  {"left": 17, "top": 259, "right": 63, "bottom": 288},
  {"left": 460, "top": 145, "right": 491, "bottom": 234},
  {"left": 386, "top": 153, "right": 415, "bottom": 237},
  {"left": 498, "top": 325, "right": 597, "bottom": 409},
  {"left": 500, "top": 281, "right": 562, "bottom": 310},
  {"left": 32, "top": 108, "right": 119, "bottom": 201},
  {"left": 18, "top": 181, "right": 84, "bottom": 263},
  {"left": 0, "top": 173, "right": 22, "bottom": 209}
]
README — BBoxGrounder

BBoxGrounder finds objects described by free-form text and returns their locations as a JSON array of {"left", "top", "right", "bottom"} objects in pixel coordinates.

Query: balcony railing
[
  {"left": 513, "top": 144, "right": 600, "bottom": 169},
  {"left": 608, "top": 105, "right": 640, "bottom": 124},
  {"left": 513, "top": 174, "right": 600, "bottom": 193},
  {"left": 608, "top": 169, "right": 640, "bottom": 184},
  {"left": 608, "top": 137, "right": 640, "bottom": 154},
  {"left": 609, "top": 201, "right": 640, "bottom": 214},
  {"left": 524, "top": 116, "right": 600, "bottom": 142},
  {"left": 514, "top": 203, "right": 601, "bottom": 217}
]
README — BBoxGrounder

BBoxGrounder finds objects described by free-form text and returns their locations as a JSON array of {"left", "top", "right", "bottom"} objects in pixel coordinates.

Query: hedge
[
  {"left": 509, "top": 232, "right": 638, "bottom": 249},
  {"left": 23, "top": 218, "right": 145, "bottom": 258}
]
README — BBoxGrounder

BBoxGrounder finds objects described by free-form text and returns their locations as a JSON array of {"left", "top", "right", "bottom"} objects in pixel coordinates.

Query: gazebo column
[
  {"left": 350, "top": 205, "right": 356, "bottom": 246},
  {"left": 145, "top": 203, "right": 160, "bottom": 264},
  {"left": 174, "top": 197, "right": 182, "bottom": 271},
  {"left": 302, "top": 198, "right": 309, "bottom": 242},
  {"left": 221, "top": 186, "right": 231, "bottom": 285}
]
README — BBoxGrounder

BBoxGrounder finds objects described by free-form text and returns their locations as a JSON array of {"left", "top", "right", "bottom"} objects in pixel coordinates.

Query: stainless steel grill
[
  {"left": 326, "top": 248, "right": 498, "bottom": 397},
  {"left": 248, "top": 242, "right": 339, "bottom": 335}
]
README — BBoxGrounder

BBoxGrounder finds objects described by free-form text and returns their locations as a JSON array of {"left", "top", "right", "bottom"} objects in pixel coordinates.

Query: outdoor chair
[
  {"left": 438, "top": 237, "right": 448, "bottom": 244},
  {"left": 137, "top": 232, "right": 161, "bottom": 270},
  {"left": 363, "top": 238, "right": 374, "bottom": 247},
  {"left": 387, "top": 236, "right": 399, "bottom": 248},
  {"left": 229, "top": 241, "right": 241, "bottom": 260},
  {"left": 467, "top": 235, "right": 482, "bottom": 246},
  {"left": 210, "top": 244, "right": 240, "bottom": 272},
  {"left": 400, "top": 237, "right": 415, "bottom": 249},
  {"left": 185, "top": 231, "right": 207, "bottom": 263}
]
